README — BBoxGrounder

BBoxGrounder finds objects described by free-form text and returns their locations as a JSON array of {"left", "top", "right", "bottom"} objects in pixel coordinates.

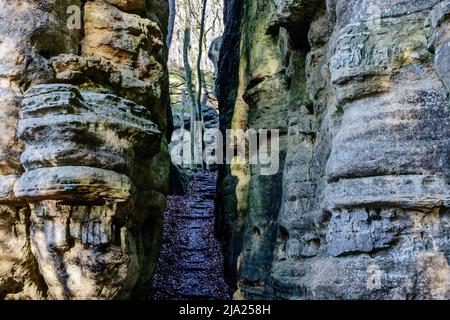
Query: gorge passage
[{"left": 0, "top": 0, "right": 449, "bottom": 300}]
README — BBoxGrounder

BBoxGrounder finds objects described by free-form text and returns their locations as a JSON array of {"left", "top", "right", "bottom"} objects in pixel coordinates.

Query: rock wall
[
  {"left": 0, "top": 0, "right": 169, "bottom": 299},
  {"left": 216, "top": 0, "right": 450, "bottom": 299}
]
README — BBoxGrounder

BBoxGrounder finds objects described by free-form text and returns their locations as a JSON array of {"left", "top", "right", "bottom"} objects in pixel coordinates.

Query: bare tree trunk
[
  {"left": 166, "top": 0, "right": 176, "bottom": 48},
  {"left": 182, "top": 0, "right": 197, "bottom": 168},
  {"left": 196, "top": 0, "right": 208, "bottom": 121},
  {"left": 196, "top": 0, "right": 208, "bottom": 170}
]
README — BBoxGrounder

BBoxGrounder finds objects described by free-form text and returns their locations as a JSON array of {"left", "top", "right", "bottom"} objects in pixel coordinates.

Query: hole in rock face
[
  {"left": 38, "top": 50, "right": 52, "bottom": 60},
  {"left": 279, "top": 226, "right": 290, "bottom": 253},
  {"left": 111, "top": 219, "right": 123, "bottom": 246}
]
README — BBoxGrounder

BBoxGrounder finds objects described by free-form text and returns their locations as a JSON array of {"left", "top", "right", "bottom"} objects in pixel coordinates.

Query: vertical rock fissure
[
  {"left": 215, "top": 0, "right": 450, "bottom": 300},
  {"left": 150, "top": 0, "right": 229, "bottom": 300}
]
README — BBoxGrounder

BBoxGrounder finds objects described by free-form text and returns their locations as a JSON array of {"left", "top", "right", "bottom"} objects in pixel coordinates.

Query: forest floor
[{"left": 150, "top": 172, "right": 230, "bottom": 300}]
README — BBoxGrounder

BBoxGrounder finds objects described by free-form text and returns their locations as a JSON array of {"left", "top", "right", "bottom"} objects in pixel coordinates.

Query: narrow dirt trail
[{"left": 150, "top": 172, "right": 230, "bottom": 300}]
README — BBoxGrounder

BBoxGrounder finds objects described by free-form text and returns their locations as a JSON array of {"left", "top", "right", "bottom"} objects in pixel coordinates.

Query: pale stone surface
[
  {"left": 14, "top": 166, "right": 132, "bottom": 202},
  {"left": 82, "top": 1, "right": 165, "bottom": 107},
  {"left": 168, "top": 0, "right": 224, "bottom": 72},
  {"left": 18, "top": 84, "right": 161, "bottom": 173},
  {"left": 104, "top": 0, "right": 145, "bottom": 12},
  {"left": 0, "top": 204, "right": 47, "bottom": 300},
  {"left": 0, "top": 0, "right": 82, "bottom": 299}
]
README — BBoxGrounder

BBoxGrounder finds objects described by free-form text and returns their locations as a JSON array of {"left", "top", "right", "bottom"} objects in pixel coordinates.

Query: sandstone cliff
[
  {"left": 0, "top": 0, "right": 169, "bottom": 299},
  {"left": 216, "top": 0, "right": 450, "bottom": 300}
]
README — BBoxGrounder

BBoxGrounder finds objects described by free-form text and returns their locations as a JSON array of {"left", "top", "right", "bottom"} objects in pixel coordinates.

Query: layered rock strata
[
  {"left": 216, "top": 0, "right": 450, "bottom": 299},
  {"left": 0, "top": 0, "right": 169, "bottom": 299}
]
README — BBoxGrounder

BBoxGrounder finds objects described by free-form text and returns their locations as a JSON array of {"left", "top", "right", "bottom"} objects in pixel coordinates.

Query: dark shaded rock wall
[
  {"left": 0, "top": 0, "right": 169, "bottom": 299},
  {"left": 216, "top": 0, "right": 450, "bottom": 300},
  {"left": 215, "top": 0, "right": 246, "bottom": 289}
]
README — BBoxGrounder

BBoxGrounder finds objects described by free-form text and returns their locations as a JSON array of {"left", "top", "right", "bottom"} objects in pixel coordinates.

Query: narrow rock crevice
[{"left": 150, "top": 172, "right": 230, "bottom": 300}]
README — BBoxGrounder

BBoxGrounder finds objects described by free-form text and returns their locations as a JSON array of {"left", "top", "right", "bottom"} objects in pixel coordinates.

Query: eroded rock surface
[
  {"left": 0, "top": 0, "right": 169, "bottom": 299},
  {"left": 216, "top": 0, "right": 450, "bottom": 299}
]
